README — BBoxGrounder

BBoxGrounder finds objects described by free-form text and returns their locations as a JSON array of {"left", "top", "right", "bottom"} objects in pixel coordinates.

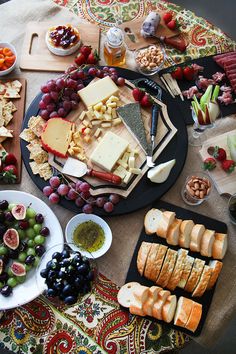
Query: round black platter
[{"left": 21, "top": 67, "right": 188, "bottom": 216}]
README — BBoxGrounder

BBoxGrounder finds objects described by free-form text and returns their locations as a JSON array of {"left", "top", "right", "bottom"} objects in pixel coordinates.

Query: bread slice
[
  {"left": 212, "top": 233, "right": 228, "bottom": 260},
  {"left": 166, "top": 218, "right": 182, "bottom": 246},
  {"left": 129, "top": 284, "right": 149, "bottom": 317},
  {"left": 137, "top": 242, "right": 152, "bottom": 276},
  {"left": 130, "top": 299, "right": 145, "bottom": 317},
  {"left": 174, "top": 296, "right": 194, "bottom": 328},
  {"left": 143, "top": 286, "right": 162, "bottom": 316},
  {"left": 152, "top": 289, "right": 171, "bottom": 320},
  {"left": 192, "top": 265, "right": 212, "bottom": 297},
  {"left": 162, "top": 295, "right": 177, "bottom": 323},
  {"left": 190, "top": 224, "right": 205, "bottom": 252},
  {"left": 150, "top": 244, "right": 168, "bottom": 282},
  {"left": 184, "top": 258, "right": 205, "bottom": 293},
  {"left": 156, "top": 211, "right": 176, "bottom": 238},
  {"left": 117, "top": 282, "right": 139, "bottom": 308},
  {"left": 156, "top": 249, "right": 177, "bottom": 288},
  {"left": 178, "top": 256, "right": 194, "bottom": 289},
  {"left": 206, "top": 260, "right": 223, "bottom": 290},
  {"left": 144, "top": 208, "right": 163, "bottom": 235},
  {"left": 144, "top": 243, "right": 160, "bottom": 280},
  {"left": 167, "top": 248, "right": 188, "bottom": 291},
  {"left": 179, "top": 220, "right": 194, "bottom": 248},
  {"left": 200, "top": 229, "right": 215, "bottom": 257},
  {"left": 185, "top": 302, "right": 202, "bottom": 332}
]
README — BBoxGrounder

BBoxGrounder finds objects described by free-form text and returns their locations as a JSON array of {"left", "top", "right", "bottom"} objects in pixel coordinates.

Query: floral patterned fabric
[{"left": 0, "top": 274, "right": 189, "bottom": 353}]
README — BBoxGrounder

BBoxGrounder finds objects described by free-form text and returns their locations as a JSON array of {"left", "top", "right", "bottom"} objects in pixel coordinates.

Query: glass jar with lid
[{"left": 104, "top": 27, "right": 126, "bottom": 66}]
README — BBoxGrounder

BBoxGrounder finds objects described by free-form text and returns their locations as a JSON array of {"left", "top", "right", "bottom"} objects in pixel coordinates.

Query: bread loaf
[
  {"left": 144, "top": 243, "right": 160, "bottom": 280},
  {"left": 143, "top": 286, "right": 161, "bottom": 316},
  {"left": 150, "top": 244, "right": 168, "bottom": 282},
  {"left": 179, "top": 220, "right": 194, "bottom": 248},
  {"left": 212, "top": 233, "right": 227, "bottom": 260},
  {"left": 162, "top": 295, "right": 177, "bottom": 323},
  {"left": 174, "top": 296, "right": 193, "bottom": 327},
  {"left": 156, "top": 249, "right": 177, "bottom": 288},
  {"left": 130, "top": 300, "right": 145, "bottom": 316},
  {"left": 117, "top": 282, "right": 139, "bottom": 308},
  {"left": 178, "top": 256, "right": 194, "bottom": 289},
  {"left": 144, "top": 208, "right": 163, "bottom": 235},
  {"left": 166, "top": 218, "right": 182, "bottom": 246},
  {"left": 167, "top": 248, "right": 188, "bottom": 291},
  {"left": 206, "top": 260, "right": 223, "bottom": 290},
  {"left": 156, "top": 211, "right": 175, "bottom": 238},
  {"left": 192, "top": 265, "right": 212, "bottom": 297},
  {"left": 152, "top": 289, "right": 171, "bottom": 320},
  {"left": 184, "top": 258, "right": 205, "bottom": 293},
  {"left": 190, "top": 224, "right": 205, "bottom": 252},
  {"left": 185, "top": 302, "right": 202, "bottom": 332},
  {"left": 133, "top": 284, "right": 149, "bottom": 303},
  {"left": 200, "top": 229, "right": 215, "bottom": 257},
  {"left": 137, "top": 242, "right": 152, "bottom": 276}
]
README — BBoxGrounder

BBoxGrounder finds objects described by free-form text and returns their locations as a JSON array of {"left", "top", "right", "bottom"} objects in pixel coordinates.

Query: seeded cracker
[
  {"left": 20, "top": 128, "right": 36, "bottom": 142},
  {"left": 29, "top": 161, "right": 40, "bottom": 175},
  {"left": 38, "top": 163, "right": 53, "bottom": 180},
  {"left": 30, "top": 149, "right": 48, "bottom": 164}
]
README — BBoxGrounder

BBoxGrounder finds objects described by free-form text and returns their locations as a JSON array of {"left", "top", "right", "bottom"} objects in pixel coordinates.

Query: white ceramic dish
[
  {"left": 0, "top": 191, "right": 63, "bottom": 310},
  {"left": 134, "top": 45, "right": 165, "bottom": 76},
  {"left": 45, "top": 28, "right": 81, "bottom": 56},
  {"left": 0, "top": 42, "right": 17, "bottom": 77},
  {"left": 65, "top": 213, "right": 112, "bottom": 259}
]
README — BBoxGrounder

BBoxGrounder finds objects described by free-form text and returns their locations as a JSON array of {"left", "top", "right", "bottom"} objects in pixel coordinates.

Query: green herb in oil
[{"left": 73, "top": 221, "right": 105, "bottom": 252}]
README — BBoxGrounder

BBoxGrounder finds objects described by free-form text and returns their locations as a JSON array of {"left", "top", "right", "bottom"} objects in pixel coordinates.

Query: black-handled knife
[{"left": 147, "top": 104, "right": 160, "bottom": 167}]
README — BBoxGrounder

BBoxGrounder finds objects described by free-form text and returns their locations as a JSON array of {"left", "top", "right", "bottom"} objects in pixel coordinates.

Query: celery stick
[
  {"left": 212, "top": 85, "right": 220, "bottom": 102},
  {"left": 200, "top": 85, "right": 213, "bottom": 112},
  {"left": 227, "top": 135, "right": 236, "bottom": 162},
  {"left": 191, "top": 101, "right": 198, "bottom": 117}
]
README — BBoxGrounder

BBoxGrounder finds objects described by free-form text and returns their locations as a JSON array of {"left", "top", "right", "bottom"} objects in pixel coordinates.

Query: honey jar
[{"left": 104, "top": 27, "right": 126, "bottom": 66}]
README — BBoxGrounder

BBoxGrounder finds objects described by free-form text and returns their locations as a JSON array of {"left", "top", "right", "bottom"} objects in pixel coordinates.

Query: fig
[
  {"left": 11, "top": 262, "right": 26, "bottom": 276},
  {"left": 0, "top": 259, "right": 4, "bottom": 275},
  {"left": 11, "top": 204, "right": 27, "bottom": 220},
  {"left": 3, "top": 229, "right": 20, "bottom": 250}
]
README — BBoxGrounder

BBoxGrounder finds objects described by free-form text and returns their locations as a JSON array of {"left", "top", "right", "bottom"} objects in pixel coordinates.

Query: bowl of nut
[
  {"left": 181, "top": 172, "right": 213, "bottom": 206},
  {"left": 134, "top": 45, "right": 165, "bottom": 76}
]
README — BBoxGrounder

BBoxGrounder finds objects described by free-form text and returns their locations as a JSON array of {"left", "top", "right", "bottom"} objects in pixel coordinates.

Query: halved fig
[
  {"left": 3, "top": 228, "right": 19, "bottom": 250},
  {"left": 11, "top": 262, "right": 26, "bottom": 276},
  {"left": 0, "top": 259, "right": 4, "bottom": 275},
  {"left": 11, "top": 204, "right": 26, "bottom": 220}
]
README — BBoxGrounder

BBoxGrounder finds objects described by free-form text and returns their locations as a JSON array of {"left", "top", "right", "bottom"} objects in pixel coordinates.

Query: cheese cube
[
  {"left": 111, "top": 108, "right": 117, "bottom": 118},
  {"left": 83, "top": 119, "right": 91, "bottom": 128},
  {"left": 101, "top": 105, "right": 107, "bottom": 113},
  {"left": 107, "top": 107, "right": 112, "bottom": 114},
  {"left": 117, "top": 159, "right": 128, "bottom": 169},
  {"left": 129, "top": 167, "right": 142, "bottom": 175},
  {"left": 94, "top": 128, "right": 102, "bottom": 138},
  {"left": 104, "top": 113, "right": 112, "bottom": 121},
  {"left": 123, "top": 171, "right": 132, "bottom": 184},
  {"left": 86, "top": 110, "right": 94, "bottom": 120},
  {"left": 78, "top": 77, "right": 119, "bottom": 108},
  {"left": 94, "top": 111, "right": 103, "bottom": 120},
  {"left": 91, "top": 120, "right": 101, "bottom": 126},
  {"left": 78, "top": 111, "right": 86, "bottom": 121},
  {"left": 113, "top": 118, "right": 122, "bottom": 126},
  {"left": 108, "top": 95, "right": 119, "bottom": 102},
  {"left": 128, "top": 156, "right": 135, "bottom": 169},
  {"left": 101, "top": 122, "right": 112, "bottom": 128},
  {"left": 90, "top": 131, "right": 129, "bottom": 172},
  {"left": 107, "top": 102, "right": 117, "bottom": 108},
  {"left": 93, "top": 102, "right": 103, "bottom": 111}
]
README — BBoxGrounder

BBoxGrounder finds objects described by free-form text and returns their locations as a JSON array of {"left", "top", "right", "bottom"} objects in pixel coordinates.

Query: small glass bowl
[
  {"left": 181, "top": 172, "right": 213, "bottom": 206},
  {"left": 228, "top": 193, "right": 236, "bottom": 225},
  {"left": 134, "top": 45, "right": 165, "bottom": 76}
]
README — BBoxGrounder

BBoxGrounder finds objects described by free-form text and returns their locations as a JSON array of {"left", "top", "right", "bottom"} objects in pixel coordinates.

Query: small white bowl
[
  {"left": 65, "top": 213, "right": 112, "bottom": 258},
  {"left": 0, "top": 42, "right": 17, "bottom": 77}
]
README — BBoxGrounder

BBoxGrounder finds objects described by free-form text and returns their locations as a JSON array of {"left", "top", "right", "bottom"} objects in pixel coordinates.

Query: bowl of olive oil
[{"left": 65, "top": 214, "right": 112, "bottom": 258}]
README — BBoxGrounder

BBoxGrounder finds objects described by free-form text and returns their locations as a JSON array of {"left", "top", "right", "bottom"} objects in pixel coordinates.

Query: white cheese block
[
  {"left": 90, "top": 131, "right": 129, "bottom": 172},
  {"left": 78, "top": 77, "right": 119, "bottom": 108}
]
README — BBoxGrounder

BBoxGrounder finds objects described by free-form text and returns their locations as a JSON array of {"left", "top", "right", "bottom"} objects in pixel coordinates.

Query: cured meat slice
[
  {"left": 212, "top": 72, "right": 225, "bottom": 83},
  {"left": 197, "top": 76, "right": 214, "bottom": 91},
  {"left": 218, "top": 91, "right": 234, "bottom": 105},
  {"left": 220, "top": 84, "right": 232, "bottom": 92},
  {"left": 182, "top": 86, "right": 202, "bottom": 99}
]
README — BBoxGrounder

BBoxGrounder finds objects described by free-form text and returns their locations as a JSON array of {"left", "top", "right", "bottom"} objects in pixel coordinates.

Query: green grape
[
  {"left": 7, "top": 277, "right": 17, "bottom": 288},
  {"left": 34, "top": 235, "right": 45, "bottom": 245},
  {"left": 16, "top": 275, "right": 26, "bottom": 283},
  {"left": 27, "top": 240, "right": 35, "bottom": 248},
  {"left": 33, "top": 256, "right": 40, "bottom": 267},
  {"left": 7, "top": 268, "right": 13, "bottom": 277},
  {"left": 25, "top": 264, "right": 32, "bottom": 272},
  {"left": 26, "top": 228, "right": 35, "bottom": 239},
  {"left": 28, "top": 218, "right": 36, "bottom": 227},
  {"left": 26, "top": 207, "right": 36, "bottom": 219},
  {"left": 18, "top": 252, "right": 27, "bottom": 263},
  {"left": 0, "top": 246, "right": 8, "bottom": 255},
  {"left": 33, "top": 224, "right": 42, "bottom": 234},
  {"left": 8, "top": 203, "right": 16, "bottom": 211},
  {"left": 0, "top": 281, "right": 4, "bottom": 288},
  {"left": 27, "top": 248, "right": 36, "bottom": 256},
  {"left": 18, "top": 229, "right": 26, "bottom": 240}
]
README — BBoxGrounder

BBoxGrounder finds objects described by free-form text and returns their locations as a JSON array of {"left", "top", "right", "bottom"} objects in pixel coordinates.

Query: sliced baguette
[
  {"left": 174, "top": 296, "right": 194, "bottom": 328},
  {"left": 179, "top": 220, "right": 194, "bottom": 248},
  {"left": 117, "top": 282, "right": 139, "bottom": 308},
  {"left": 143, "top": 286, "right": 162, "bottom": 316},
  {"left": 206, "top": 260, "right": 223, "bottom": 290},
  {"left": 167, "top": 248, "right": 188, "bottom": 291},
  {"left": 156, "top": 249, "right": 177, "bottom": 288},
  {"left": 133, "top": 284, "right": 149, "bottom": 303},
  {"left": 162, "top": 295, "right": 177, "bottom": 323},
  {"left": 178, "top": 256, "right": 194, "bottom": 289},
  {"left": 212, "top": 233, "right": 227, "bottom": 260},
  {"left": 185, "top": 302, "right": 202, "bottom": 333},
  {"left": 184, "top": 258, "right": 205, "bottom": 293},
  {"left": 190, "top": 224, "right": 205, "bottom": 252},
  {"left": 137, "top": 242, "right": 152, "bottom": 276},
  {"left": 166, "top": 218, "right": 182, "bottom": 246},
  {"left": 156, "top": 211, "right": 176, "bottom": 238},
  {"left": 130, "top": 299, "right": 145, "bottom": 317},
  {"left": 152, "top": 289, "right": 171, "bottom": 320},
  {"left": 150, "top": 244, "right": 168, "bottom": 282},
  {"left": 144, "top": 243, "right": 160, "bottom": 280},
  {"left": 192, "top": 265, "right": 212, "bottom": 297},
  {"left": 200, "top": 229, "right": 215, "bottom": 257},
  {"left": 144, "top": 208, "right": 163, "bottom": 235}
]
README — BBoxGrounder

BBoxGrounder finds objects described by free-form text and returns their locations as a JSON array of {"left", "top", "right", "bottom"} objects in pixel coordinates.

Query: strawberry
[
  {"left": 79, "top": 45, "right": 92, "bottom": 58},
  {"left": 171, "top": 67, "right": 183, "bottom": 80},
  {"left": 140, "top": 94, "right": 153, "bottom": 108},
  {"left": 3, "top": 164, "right": 17, "bottom": 176},
  {"left": 183, "top": 66, "right": 195, "bottom": 81},
  {"left": 74, "top": 52, "right": 86, "bottom": 66},
  {"left": 167, "top": 19, "right": 177, "bottom": 30},
  {"left": 132, "top": 88, "right": 145, "bottom": 102},
  {"left": 221, "top": 159, "right": 235, "bottom": 173},
  {"left": 2, "top": 152, "right": 17, "bottom": 166},
  {"left": 87, "top": 50, "right": 100, "bottom": 65},
  {"left": 163, "top": 12, "right": 172, "bottom": 24},
  {"left": 0, "top": 165, "right": 17, "bottom": 183},
  {"left": 203, "top": 157, "right": 216, "bottom": 171},
  {"left": 213, "top": 146, "right": 227, "bottom": 161}
]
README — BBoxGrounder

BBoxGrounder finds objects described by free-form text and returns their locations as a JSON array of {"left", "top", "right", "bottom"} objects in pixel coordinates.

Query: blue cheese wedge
[{"left": 90, "top": 131, "right": 129, "bottom": 172}]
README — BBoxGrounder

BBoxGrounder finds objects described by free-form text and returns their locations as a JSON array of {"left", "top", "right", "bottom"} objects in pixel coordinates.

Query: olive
[
  {"left": 25, "top": 255, "right": 35, "bottom": 265},
  {"left": 35, "top": 245, "right": 46, "bottom": 257},
  {"left": 40, "top": 227, "right": 50, "bottom": 237},
  {"left": 0, "top": 200, "right": 8, "bottom": 210},
  {"left": 19, "top": 241, "right": 28, "bottom": 252},
  {"left": 1, "top": 285, "right": 12, "bottom": 297},
  {"left": 18, "top": 220, "right": 29, "bottom": 230},
  {"left": 4, "top": 211, "right": 14, "bottom": 222},
  {"left": 0, "top": 272, "right": 8, "bottom": 282},
  {"left": 64, "top": 295, "right": 77, "bottom": 305},
  {"left": 40, "top": 268, "right": 48, "bottom": 278},
  {"left": 35, "top": 213, "right": 44, "bottom": 224}
]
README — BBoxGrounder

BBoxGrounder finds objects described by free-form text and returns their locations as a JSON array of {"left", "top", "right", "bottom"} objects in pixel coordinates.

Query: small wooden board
[
  {"left": 120, "top": 12, "right": 180, "bottom": 51},
  {"left": 199, "top": 129, "right": 236, "bottom": 195},
  {"left": 0, "top": 78, "right": 26, "bottom": 184},
  {"left": 20, "top": 21, "right": 100, "bottom": 72}
]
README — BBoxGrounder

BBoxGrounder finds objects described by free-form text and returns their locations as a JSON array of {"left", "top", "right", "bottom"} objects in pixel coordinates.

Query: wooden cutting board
[
  {"left": 120, "top": 12, "right": 180, "bottom": 50},
  {"left": 0, "top": 78, "right": 26, "bottom": 184},
  {"left": 49, "top": 79, "right": 177, "bottom": 198},
  {"left": 20, "top": 22, "right": 100, "bottom": 72},
  {"left": 199, "top": 130, "right": 236, "bottom": 196}
]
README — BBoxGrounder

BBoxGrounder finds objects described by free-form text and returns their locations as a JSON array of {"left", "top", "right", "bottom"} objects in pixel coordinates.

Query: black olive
[
  {"left": 25, "top": 255, "right": 35, "bottom": 265},
  {"left": 1, "top": 285, "right": 12, "bottom": 297},
  {"left": 35, "top": 245, "right": 46, "bottom": 257},
  {"left": 0, "top": 200, "right": 9, "bottom": 210},
  {"left": 0, "top": 272, "right": 8, "bottom": 282}
]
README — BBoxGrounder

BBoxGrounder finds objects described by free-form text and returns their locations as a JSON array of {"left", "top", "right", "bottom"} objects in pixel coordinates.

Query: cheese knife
[
  {"left": 62, "top": 157, "right": 122, "bottom": 185},
  {"left": 146, "top": 104, "right": 160, "bottom": 168}
]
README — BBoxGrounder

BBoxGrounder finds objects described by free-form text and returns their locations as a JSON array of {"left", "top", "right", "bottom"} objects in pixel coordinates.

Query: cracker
[
  {"left": 3, "top": 88, "right": 20, "bottom": 99},
  {"left": 10, "top": 80, "right": 22, "bottom": 91},
  {"left": 0, "top": 117, "right": 4, "bottom": 127},
  {"left": 38, "top": 162, "right": 53, "bottom": 180},
  {"left": 0, "top": 83, "right": 6, "bottom": 95},
  {"left": 19, "top": 128, "right": 36, "bottom": 142},
  {"left": 29, "top": 161, "right": 40, "bottom": 175},
  {"left": 29, "top": 116, "right": 45, "bottom": 137},
  {"left": 3, "top": 111, "right": 13, "bottom": 126},
  {"left": 30, "top": 150, "right": 48, "bottom": 164}
]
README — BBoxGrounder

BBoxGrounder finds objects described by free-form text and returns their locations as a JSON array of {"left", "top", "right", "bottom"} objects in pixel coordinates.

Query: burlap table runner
[{"left": 1, "top": 0, "right": 236, "bottom": 348}]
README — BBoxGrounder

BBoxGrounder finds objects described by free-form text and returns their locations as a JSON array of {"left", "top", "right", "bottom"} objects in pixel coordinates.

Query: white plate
[
  {"left": 0, "top": 190, "right": 63, "bottom": 310},
  {"left": 65, "top": 213, "right": 112, "bottom": 259}
]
